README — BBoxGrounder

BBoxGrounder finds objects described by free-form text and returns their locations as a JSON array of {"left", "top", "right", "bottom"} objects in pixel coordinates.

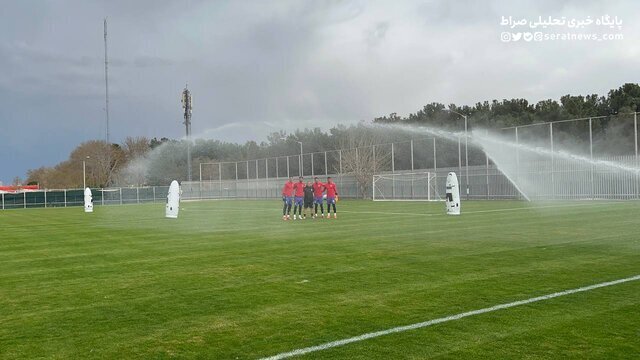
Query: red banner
[{"left": 0, "top": 185, "right": 40, "bottom": 193}]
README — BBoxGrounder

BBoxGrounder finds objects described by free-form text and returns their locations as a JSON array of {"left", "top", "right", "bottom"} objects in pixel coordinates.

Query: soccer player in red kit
[
  {"left": 312, "top": 177, "right": 326, "bottom": 218},
  {"left": 325, "top": 176, "right": 338, "bottom": 219},
  {"left": 281, "top": 177, "right": 294, "bottom": 220},
  {"left": 292, "top": 177, "right": 306, "bottom": 220}
]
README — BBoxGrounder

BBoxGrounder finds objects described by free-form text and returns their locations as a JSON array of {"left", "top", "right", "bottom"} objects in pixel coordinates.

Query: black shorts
[{"left": 303, "top": 200, "right": 313, "bottom": 208}]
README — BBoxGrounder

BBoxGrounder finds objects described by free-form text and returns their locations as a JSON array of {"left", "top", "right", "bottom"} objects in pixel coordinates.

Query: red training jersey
[
  {"left": 293, "top": 182, "right": 305, "bottom": 197},
  {"left": 325, "top": 182, "right": 338, "bottom": 197},
  {"left": 282, "top": 181, "right": 294, "bottom": 197},
  {"left": 312, "top": 182, "right": 325, "bottom": 197}
]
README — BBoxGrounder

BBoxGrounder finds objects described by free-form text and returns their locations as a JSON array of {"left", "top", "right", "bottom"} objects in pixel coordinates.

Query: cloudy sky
[{"left": 0, "top": 0, "right": 637, "bottom": 184}]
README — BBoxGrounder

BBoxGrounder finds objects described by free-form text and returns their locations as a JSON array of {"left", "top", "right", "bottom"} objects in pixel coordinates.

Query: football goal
[{"left": 372, "top": 172, "right": 442, "bottom": 201}]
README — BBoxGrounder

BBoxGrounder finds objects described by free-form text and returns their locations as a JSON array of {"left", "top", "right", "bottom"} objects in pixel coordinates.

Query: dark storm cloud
[{"left": 0, "top": 0, "right": 638, "bottom": 183}]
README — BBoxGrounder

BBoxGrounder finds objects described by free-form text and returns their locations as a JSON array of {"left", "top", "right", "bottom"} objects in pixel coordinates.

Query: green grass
[{"left": 1, "top": 200, "right": 639, "bottom": 359}]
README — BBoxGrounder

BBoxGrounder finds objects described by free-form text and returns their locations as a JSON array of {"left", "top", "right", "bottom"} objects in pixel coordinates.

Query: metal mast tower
[
  {"left": 181, "top": 85, "right": 193, "bottom": 182},
  {"left": 104, "top": 18, "right": 110, "bottom": 144}
]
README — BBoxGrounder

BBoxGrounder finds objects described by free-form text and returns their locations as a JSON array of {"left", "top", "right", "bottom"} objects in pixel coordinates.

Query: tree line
[{"left": 26, "top": 83, "right": 639, "bottom": 188}]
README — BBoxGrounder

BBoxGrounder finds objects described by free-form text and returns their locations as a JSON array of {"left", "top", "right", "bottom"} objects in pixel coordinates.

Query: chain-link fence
[
  {"left": 192, "top": 113, "right": 639, "bottom": 201},
  {"left": 3, "top": 113, "right": 639, "bottom": 210},
  {"left": 1, "top": 187, "right": 169, "bottom": 210}
]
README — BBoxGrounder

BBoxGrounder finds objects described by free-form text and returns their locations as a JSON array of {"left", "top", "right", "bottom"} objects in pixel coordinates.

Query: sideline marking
[
  {"left": 259, "top": 274, "right": 640, "bottom": 360},
  {"left": 186, "top": 201, "right": 622, "bottom": 216},
  {"left": 339, "top": 201, "right": 623, "bottom": 217}
]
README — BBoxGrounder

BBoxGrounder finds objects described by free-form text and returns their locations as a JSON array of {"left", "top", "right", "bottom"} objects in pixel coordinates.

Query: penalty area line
[{"left": 258, "top": 274, "right": 640, "bottom": 360}]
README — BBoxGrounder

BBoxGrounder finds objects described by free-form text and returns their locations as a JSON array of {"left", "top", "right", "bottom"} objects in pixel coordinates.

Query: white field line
[
  {"left": 339, "top": 201, "right": 623, "bottom": 217},
  {"left": 259, "top": 274, "right": 640, "bottom": 360},
  {"left": 185, "top": 201, "right": 622, "bottom": 216}
]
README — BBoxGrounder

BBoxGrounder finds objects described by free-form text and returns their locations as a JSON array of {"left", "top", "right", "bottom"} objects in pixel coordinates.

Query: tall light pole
[
  {"left": 83, "top": 156, "right": 90, "bottom": 189},
  {"left": 445, "top": 108, "right": 469, "bottom": 199},
  {"left": 296, "top": 141, "right": 303, "bottom": 176},
  {"left": 181, "top": 85, "right": 193, "bottom": 182},
  {"left": 103, "top": 18, "right": 110, "bottom": 144}
]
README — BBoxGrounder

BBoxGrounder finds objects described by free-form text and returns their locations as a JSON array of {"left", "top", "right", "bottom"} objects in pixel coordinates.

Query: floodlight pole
[
  {"left": 181, "top": 85, "right": 193, "bottom": 182},
  {"left": 104, "top": 18, "right": 110, "bottom": 144}
]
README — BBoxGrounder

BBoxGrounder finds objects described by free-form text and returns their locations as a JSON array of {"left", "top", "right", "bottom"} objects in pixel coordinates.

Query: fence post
[
  {"left": 119, "top": 188, "right": 123, "bottom": 205},
  {"left": 24, "top": 192, "right": 26, "bottom": 209},
  {"left": 515, "top": 127, "right": 519, "bottom": 184},
  {"left": 64, "top": 189, "right": 67, "bottom": 207},
  {"left": 199, "top": 163, "right": 202, "bottom": 182},
  {"left": 589, "top": 117, "right": 594, "bottom": 199},
  {"left": 635, "top": 112, "right": 638, "bottom": 199},
  {"left": 247, "top": 161, "right": 250, "bottom": 198},
  {"left": 266, "top": 159, "right": 269, "bottom": 198},
  {"left": 153, "top": 187, "right": 156, "bottom": 202},
  {"left": 324, "top": 151, "right": 328, "bottom": 176},
  {"left": 276, "top": 158, "right": 279, "bottom": 179},
  {"left": 550, "top": 122, "right": 555, "bottom": 199},
  {"left": 391, "top": 143, "right": 395, "bottom": 173},
  {"left": 136, "top": 187, "right": 140, "bottom": 204},
  {"left": 44, "top": 190, "right": 47, "bottom": 208},
  {"left": 433, "top": 138, "right": 437, "bottom": 170},
  {"left": 390, "top": 144, "right": 396, "bottom": 198},
  {"left": 1, "top": 193, "right": 3, "bottom": 210},
  {"left": 410, "top": 139, "right": 414, "bottom": 171},
  {"left": 219, "top": 163, "right": 222, "bottom": 196},
  {"left": 433, "top": 138, "right": 437, "bottom": 194},
  {"left": 458, "top": 136, "right": 462, "bottom": 178},
  {"left": 311, "top": 153, "right": 314, "bottom": 177},
  {"left": 486, "top": 129, "right": 490, "bottom": 199},
  {"left": 339, "top": 149, "right": 343, "bottom": 191}
]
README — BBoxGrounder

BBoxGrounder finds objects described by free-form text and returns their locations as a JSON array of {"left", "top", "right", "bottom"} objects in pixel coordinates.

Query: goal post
[{"left": 372, "top": 172, "right": 442, "bottom": 201}]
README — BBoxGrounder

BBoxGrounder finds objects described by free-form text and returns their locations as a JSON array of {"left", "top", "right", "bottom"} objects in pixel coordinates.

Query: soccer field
[{"left": 1, "top": 200, "right": 639, "bottom": 359}]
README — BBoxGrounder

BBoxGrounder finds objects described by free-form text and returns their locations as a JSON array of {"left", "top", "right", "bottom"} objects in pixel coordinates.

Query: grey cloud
[
  {"left": 133, "top": 56, "right": 174, "bottom": 68},
  {"left": 366, "top": 21, "right": 389, "bottom": 48},
  {"left": 0, "top": 0, "right": 638, "bottom": 183}
]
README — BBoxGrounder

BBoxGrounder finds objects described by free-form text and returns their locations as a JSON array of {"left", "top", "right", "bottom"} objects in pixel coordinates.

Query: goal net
[{"left": 372, "top": 172, "right": 442, "bottom": 201}]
